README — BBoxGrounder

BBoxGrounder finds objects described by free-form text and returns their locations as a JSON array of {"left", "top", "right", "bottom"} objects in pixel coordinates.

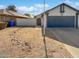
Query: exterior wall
[
  {"left": 4, "top": 16, "right": 16, "bottom": 22},
  {"left": 35, "top": 15, "right": 44, "bottom": 26},
  {"left": 0, "top": 16, "right": 3, "bottom": 21},
  {"left": 48, "top": 5, "right": 76, "bottom": 16},
  {"left": 78, "top": 15, "right": 79, "bottom": 28},
  {"left": 0, "top": 16, "right": 16, "bottom": 22},
  {"left": 0, "top": 9, "right": 3, "bottom": 14},
  {"left": 44, "top": 14, "right": 47, "bottom": 29},
  {"left": 16, "top": 18, "right": 36, "bottom": 27},
  {"left": 41, "top": 17, "right": 44, "bottom": 26}
]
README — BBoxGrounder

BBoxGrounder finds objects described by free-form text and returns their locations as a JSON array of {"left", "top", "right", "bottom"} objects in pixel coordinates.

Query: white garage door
[{"left": 16, "top": 18, "right": 36, "bottom": 27}]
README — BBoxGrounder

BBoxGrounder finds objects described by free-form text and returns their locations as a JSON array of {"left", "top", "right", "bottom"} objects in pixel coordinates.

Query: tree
[
  {"left": 6, "top": 5, "right": 17, "bottom": 12},
  {"left": 24, "top": 13, "right": 31, "bottom": 17},
  {"left": 24, "top": 13, "right": 34, "bottom": 18}
]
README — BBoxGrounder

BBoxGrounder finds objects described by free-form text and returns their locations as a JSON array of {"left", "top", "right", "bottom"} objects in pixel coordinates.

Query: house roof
[
  {"left": 0, "top": 9, "right": 30, "bottom": 18},
  {"left": 35, "top": 3, "right": 79, "bottom": 18},
  {"left": 46, "top": 3, "right": 79, "bottom": 13}
]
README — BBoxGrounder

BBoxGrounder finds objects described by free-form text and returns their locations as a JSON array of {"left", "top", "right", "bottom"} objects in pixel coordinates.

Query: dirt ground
[
  {"left": 46, "top": 37, "right": 72, "bottom": 58},
  {"left": 0, "top": 27, "right": 72, "bottom": 58}
]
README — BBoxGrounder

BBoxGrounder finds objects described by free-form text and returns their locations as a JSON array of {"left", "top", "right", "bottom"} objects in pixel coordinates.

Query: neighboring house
[
  {"left": 0, "top": 9, "right": 29, "bottom": 21},
  {"left": 0, "top": 9, "right": 36, "bottom": 27},
  {"left": 35, "top": 3, "right": 79, "bottom": 28}
]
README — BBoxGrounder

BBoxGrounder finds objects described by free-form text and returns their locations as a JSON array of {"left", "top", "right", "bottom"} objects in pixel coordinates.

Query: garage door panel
[{"left": 47, "top": 16, "right": 75, "bottom": 27}]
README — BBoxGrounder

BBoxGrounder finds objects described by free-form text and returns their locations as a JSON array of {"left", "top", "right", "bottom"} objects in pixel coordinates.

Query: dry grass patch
[
  {"left": 45, "top": 37, "right": 73, "bottom": 58},
  {"left": 0, "top": 28, "right": 45, "bottom": 58}
]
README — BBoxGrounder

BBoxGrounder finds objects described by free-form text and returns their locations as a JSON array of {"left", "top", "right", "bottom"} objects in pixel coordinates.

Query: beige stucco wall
[
  {"left": 16, "top": 18, "right": 36, "bottom": 27},
  {"left": 35, "top": 15, "right": 44, "bottom": 26},
  {"left": 78, "top": 15, "right": 79, "bottom": 28},
  {"left": 0, "top": 16, "right": 16, "bottom": 22},
  {"left": 48, "top": 5, "right": 76, "bottom": 16}
]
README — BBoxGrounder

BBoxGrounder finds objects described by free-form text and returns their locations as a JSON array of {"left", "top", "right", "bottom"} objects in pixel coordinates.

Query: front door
[{"left": 37, "top": 18, "right": 41, "bottom": 26}]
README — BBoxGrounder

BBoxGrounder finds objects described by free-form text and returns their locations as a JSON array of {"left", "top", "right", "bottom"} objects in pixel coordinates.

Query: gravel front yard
[
  {"left": 0, "top": 28, "right": 45, "bottom": 58},
  {"left": 0, "top": 27, "right": 72, "bottom": 58}
]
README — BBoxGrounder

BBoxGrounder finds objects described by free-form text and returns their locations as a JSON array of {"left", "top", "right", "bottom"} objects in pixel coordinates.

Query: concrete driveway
[{"left": 46, "top": 28, "right": 79, "bottom": 57}]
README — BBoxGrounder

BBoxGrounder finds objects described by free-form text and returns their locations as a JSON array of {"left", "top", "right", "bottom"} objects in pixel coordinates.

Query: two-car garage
[
  {"left": 35, "top": 3, "right": 79, "bottom": 28},
  {"left": 47, "top": 16, "right": 75, "bottom": 28},
  {"left": 45, "top": 3, "right": 79, "bottom": 28}
]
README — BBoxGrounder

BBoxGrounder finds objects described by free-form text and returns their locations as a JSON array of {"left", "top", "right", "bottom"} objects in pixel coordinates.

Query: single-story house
[
  {"left": 35, "top": 3, "right": 79, "bottom": 28},
  {"left": 0, "top": 9, "right": 36, "bottom": 27}
]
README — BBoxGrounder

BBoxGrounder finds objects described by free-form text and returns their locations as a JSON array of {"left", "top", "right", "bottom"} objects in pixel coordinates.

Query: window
[{"left": 60, "top": 5, "right": 64, "bottom": 13}]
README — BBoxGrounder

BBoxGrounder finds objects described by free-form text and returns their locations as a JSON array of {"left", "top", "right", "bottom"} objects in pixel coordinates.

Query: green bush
[
  {"left": 5, "top": 22, "right": 8, "bottom": 27},
  {"left": 0, "top": 22, "right": 8, "bottom": 30}
]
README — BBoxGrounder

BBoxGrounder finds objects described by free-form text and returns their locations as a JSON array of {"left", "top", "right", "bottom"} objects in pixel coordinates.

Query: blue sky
[{"left": 0, "top": 0, "right": 79, "bottom": 15}]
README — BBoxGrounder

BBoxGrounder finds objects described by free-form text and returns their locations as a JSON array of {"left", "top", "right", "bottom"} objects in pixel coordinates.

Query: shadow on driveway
[{"left": 45, "top": 28, "right": 79, "bottom": 48}]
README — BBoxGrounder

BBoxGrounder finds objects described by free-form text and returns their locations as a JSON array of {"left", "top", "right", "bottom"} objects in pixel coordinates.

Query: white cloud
[
  {"left": 17, "top": 4, "right": 49, "bottom": 15},
  {"left": 64, "top": 0, "right": 79, "bottom": 6},
  {"left": 75, "top": 2, "right": 79, "bottom": 6},
  {"left": 64, "top": 0, "right": 72, "bottom": 4},
  {"left": 0, "top": 4, "right": 49, "bottom": 15},
  {"left": 17, "top": 1, "right": 79, "bottom": 15},
  {"left": 17, "top": 6, "right": 34, "bottom": 12},
  {"left": 0, "top": 5, "right": 5, "bottom": 9},
  {"left": 64, "top": 0, "right": 79, "bottom": 10}
]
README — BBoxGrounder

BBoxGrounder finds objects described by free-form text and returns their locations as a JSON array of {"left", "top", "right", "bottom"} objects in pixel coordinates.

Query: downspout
[{"left": 76, "top": 13, "right": 79, "bottom": 28}]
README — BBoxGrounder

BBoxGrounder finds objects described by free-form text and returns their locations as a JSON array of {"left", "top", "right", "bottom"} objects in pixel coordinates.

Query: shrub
[{"left": 0, "top": 22, "right": 8, "bottom": 30}]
